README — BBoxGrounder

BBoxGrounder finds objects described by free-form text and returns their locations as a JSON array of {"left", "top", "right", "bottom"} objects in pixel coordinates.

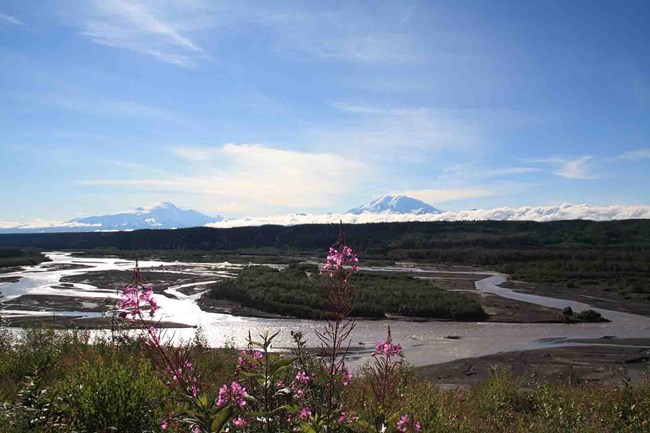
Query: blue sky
[{"left": 0, "top": 0, "right": 648, "bottom": 221}]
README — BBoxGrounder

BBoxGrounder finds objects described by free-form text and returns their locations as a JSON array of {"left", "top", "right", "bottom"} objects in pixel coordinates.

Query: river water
[{"left": 1, "top": 252, "right": 649, "bottom": 367}]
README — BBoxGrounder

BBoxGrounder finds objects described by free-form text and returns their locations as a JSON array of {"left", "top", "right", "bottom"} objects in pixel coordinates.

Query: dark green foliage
[
  {"left": 56, "top": 354, "right": 167, "bottom": 433},
  {"left": 1, "top": 219, "right": 650, "bottom": 251},
  {"left": 1, "top": 325, "right": 649, "bottom": 433},
  {"left": 207, "top": 264, "right": 487, "bottom": 320},
  {"left": 574, "top": 309, "right": 603, "bottom": 322},
  {"left": 0, "top": 248, "right": 49, "bottom": 268},
  {"left": 0, "top": 325, "right": 239, "bottom": 433},
  {"left": 560, "top": 307, "right": 604, "bottom": 324}
]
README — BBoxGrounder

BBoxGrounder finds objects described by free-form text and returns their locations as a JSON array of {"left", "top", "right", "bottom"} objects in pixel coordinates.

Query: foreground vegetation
[
  {"left": 0, "top": 325, "right": 649, "bottom": 433},
  {"left": 206, "top": 264, "right": 487, "bottom": 320}
]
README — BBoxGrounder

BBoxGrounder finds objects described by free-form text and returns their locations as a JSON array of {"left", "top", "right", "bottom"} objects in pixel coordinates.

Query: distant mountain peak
[
  {"left": 347, "top": 195, "right": 441, "bottom": 215},
  {"left": 149, "top": 201, "right": 178, "bottom": 210},
  {"left": 67, "top": 202, "right": 223, "bottom": 231}
]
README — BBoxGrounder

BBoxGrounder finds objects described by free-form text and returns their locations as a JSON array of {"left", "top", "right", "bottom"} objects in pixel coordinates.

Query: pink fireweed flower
[
  {"left": 397, "top": 415, "right": 421, "bottom": 433},
  {"left": 295, "top": 370, "right": 310, "bottom": 384},
  {"left": 216, "top": 385, "right": 228, "bottom": 407},
  {"left": 373, "top": 327, "right": 403, "bottom": 358},
  {"left": 321, "top": 243, "right": 359, "bottom": 276},
  {"left": 237, "top": 349, "right": 263, "bottom": 372},
  {"left": 119, "top": 283, "right": 159, "bottom": 318},
  {"left": 162, "top": 359, "right": 200, "bottom": 397},
  {"left": 146, "top": 326, "right": 161, "bottom": 347},
  {"left": 232, "top": 417, "right": 248, "bottom": 429},
  {"left": 298, "top": 406, "right": 312, "bottom": 420},
  {"left": 338, "top": 411, "right": 359, "bottom": 424},
  {"left": 342, "top": 367, "right": 353, "bottom": 386},
  {"left": 161, "top": 419, "right": 169, "bottom": 430},
  {"left": 372, "top": 340, "right": 403, "bottom": 358},
  {"left": 216, "top": 382, "right": 248, "bottom": 409}
]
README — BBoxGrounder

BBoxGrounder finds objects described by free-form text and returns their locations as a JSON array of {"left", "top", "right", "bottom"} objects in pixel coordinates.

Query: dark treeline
[
  {"left": 1, "top": 219, "right": 649, "bottom": 251},
  {"left": 0, "top": 248, "right": 49, "bottom": 268}
]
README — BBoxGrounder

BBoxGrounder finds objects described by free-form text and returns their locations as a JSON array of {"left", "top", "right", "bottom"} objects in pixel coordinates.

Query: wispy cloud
[
  {"left": 530, "top": 156, "right": 595, "bottom": 180},
  {"left": 260, "top": 3, "right": 420, "bottom": 64},
  {"left": 171, "top": 147, "right": 220, "bottom": 162},
  {"left": 303, "top": 34, "right": 415, "bottom": 63},
  {"left": 78, "top": 0, "right": 205, "bottom": 67},
  {"left": 35, "top": 94, "right": 188, "bottom": 123},
  {"left": 441, "top": 162, "right": 540, "bottom": 181},
  {"left": 81, "top": 144, "right": 370, "bottom": 211},
  {"left": 107, "top": 160, "right": 168, "bottom": 175},
  {"left": 393, "top": 187, "right": 499, "bottom": 204},
  {"left": 0, "top": 12, "right": 23, "bottom": 26},
  {"left": 615, "top": 148, "right": 650, "bottom": 161},
  {"left": 324, "top": 102, "right": 481, "bottom": 156}
]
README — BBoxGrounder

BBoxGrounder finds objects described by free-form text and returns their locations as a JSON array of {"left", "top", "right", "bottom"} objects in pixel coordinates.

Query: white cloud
[
  {"left": 204, "top": 203, "right": 650, "bottom": 228},
  {"left": 615, "top": 148, "right": 650, "bottom": 161},
  {"left": 324, "top": 102, "right": 480, "bottom": 155},
  {"left": 81, "top": 144, "right": 369, "bottom": 210},
  {"left": 171, "top": 147, "right": 220, "bottom": 162},
  {"left": 531, "top": 156, "right": 595, "bottom": 180},
  {"left": 440, "top": 162, "right": 540, "bottom": 183},
  {"left": 259, "top": 3, "right": 419, "bottom": 64},
  {"left": 0, "top": 219, "right": 99, "bottom": 230},
  {"left": 392, "top": 188, "right": 498, "bottom": 204},
  {"left": 78, "top": 0, "right": 205, "bottom": 67},
  {"left": 0, "top": 12, "right": 23, "bottom": 26},
  {"left": 43, "top": 95, "right": 186, "bottom": 123},
  {"left": 306, "top": 34, "right": 415, "bottom": 63},
  {"left": 556, "top": 156, "right": 594, "bottom": 179}
]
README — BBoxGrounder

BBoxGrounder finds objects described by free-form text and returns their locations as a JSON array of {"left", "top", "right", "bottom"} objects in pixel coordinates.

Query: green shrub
[{"left": 56, "top": 354, "right": 168, "bottom": 433}]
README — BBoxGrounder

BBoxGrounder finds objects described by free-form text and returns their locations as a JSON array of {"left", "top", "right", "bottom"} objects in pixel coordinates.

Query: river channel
[{"left": 1, "top": 252, "right": 649, "bottom": 367}]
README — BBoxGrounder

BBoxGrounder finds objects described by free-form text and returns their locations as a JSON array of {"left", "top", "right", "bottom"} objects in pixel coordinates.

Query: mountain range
[
  {"left": 2, "top": 198, "right": 650, "bottom": 233},
  {"left": 70, "top": 202, "right": 223, "bottom": 230},
  {"left": 0, "top": 202, "right": 222, "bottom": 233}
]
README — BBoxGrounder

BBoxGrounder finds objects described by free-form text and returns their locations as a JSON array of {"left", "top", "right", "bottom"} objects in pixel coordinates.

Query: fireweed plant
[
  {"left": 356, "top": 326, "right": 421, "bottom": 433},
  {"left": 120, "top": 227, "right": 418, "bottom": 433},
  {"left": 119, "top": 261, "right": 235, "bottom": 433}
]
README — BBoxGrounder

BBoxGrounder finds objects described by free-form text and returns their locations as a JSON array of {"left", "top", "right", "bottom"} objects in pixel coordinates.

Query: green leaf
[
  {"left": 210, "top": 406, "right": 233, "bottom": 433},
  {"left": 239, "top": 371, "right": 263, "bottom": 379},
  {"left": 386, "top": 413, "right": 400, "bottom": 424},
  {"left": 270, "top": 356, "right": 297, "bottom": 374},
  {"left": 248, "top": 339, "right": 264, "bottom": 348}
]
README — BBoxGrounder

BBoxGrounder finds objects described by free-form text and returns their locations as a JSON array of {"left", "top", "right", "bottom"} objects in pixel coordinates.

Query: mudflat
[{"left": 416, "top": 337, "right": 650, "bottom": 386}]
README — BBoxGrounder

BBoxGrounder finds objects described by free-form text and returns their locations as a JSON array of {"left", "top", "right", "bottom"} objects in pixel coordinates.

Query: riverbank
[
  {"left": 416, "top": 337, "right": 650, "bottom": 386},
  {"left": 501, "top": 279, "right": 650, "bottom": 317}
]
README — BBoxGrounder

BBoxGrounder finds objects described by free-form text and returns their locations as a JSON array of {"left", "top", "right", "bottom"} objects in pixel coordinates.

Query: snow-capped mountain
[
  {"left": 3, "top": 202, "right": 650, "bottom": 234},
  {"left": 0, "top": 203, "right": 223, "bottom": 233},
  {"left": 69, "top": 202, "right": 223, "bottom": 230},
  {"left": 347, "top": 195, "right": 441, "bottom": 215}
]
